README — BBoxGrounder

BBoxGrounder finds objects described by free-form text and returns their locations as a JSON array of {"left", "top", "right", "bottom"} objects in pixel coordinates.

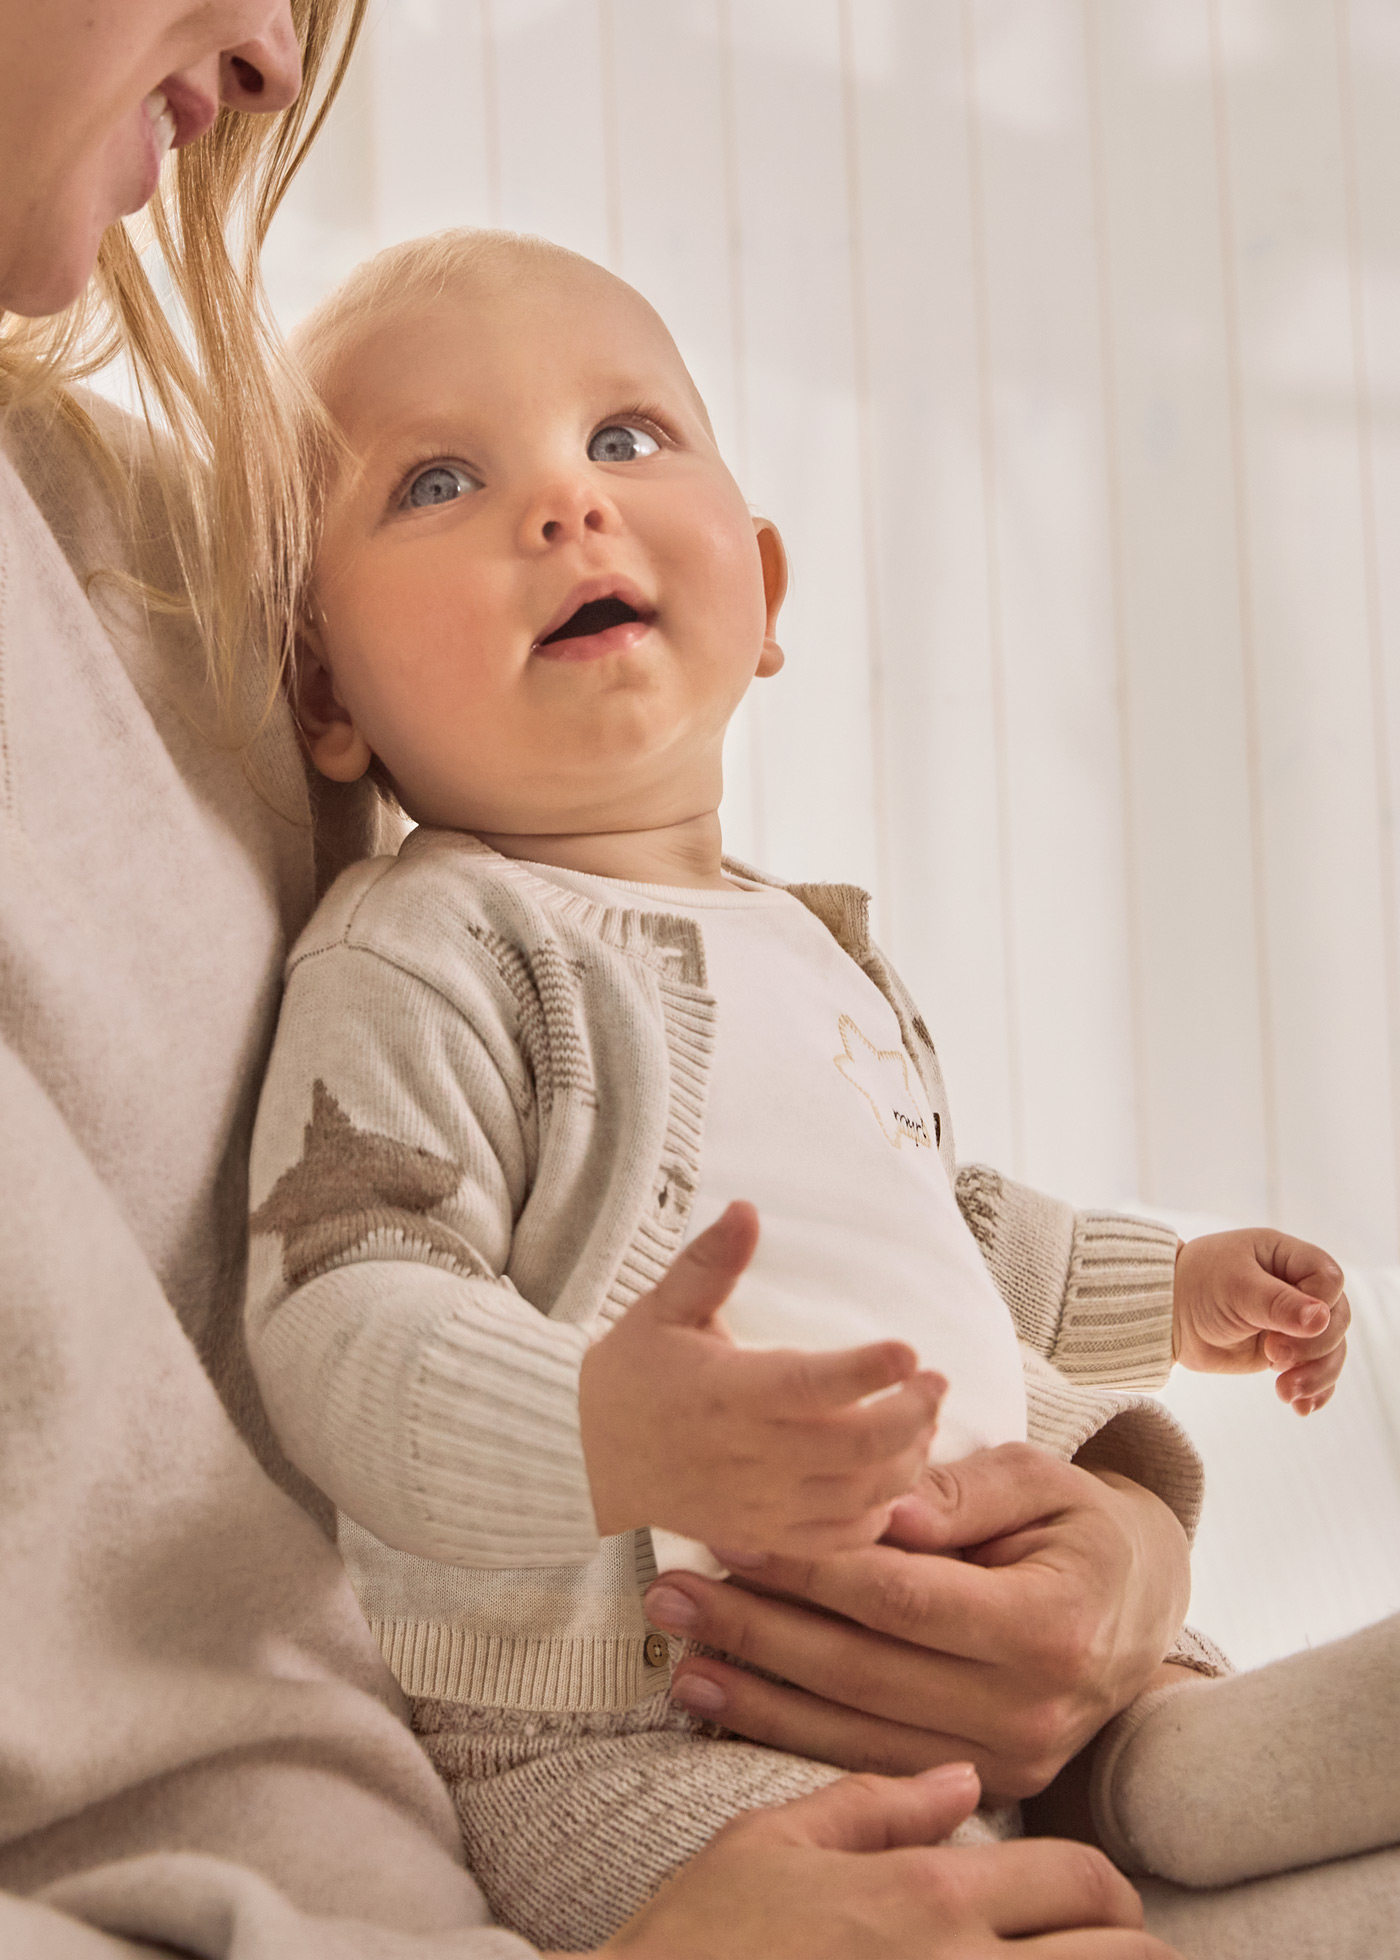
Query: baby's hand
[
  {"left": 1172, "top": 1228, "right": 1350, "bottom": 1413},
  {"left": 578, "top": 1202, "right": 946, "bottom": 1559}
]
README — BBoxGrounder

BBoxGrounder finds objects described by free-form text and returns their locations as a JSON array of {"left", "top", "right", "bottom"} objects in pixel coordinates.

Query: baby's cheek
[{"left": 683, "top": 543, "right": 768, "bottom": 661}]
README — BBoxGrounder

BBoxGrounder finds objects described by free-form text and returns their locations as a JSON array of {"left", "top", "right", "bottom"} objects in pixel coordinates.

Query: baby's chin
[{"left": 387, "top": 726, "right": 723, "bottom": 838}]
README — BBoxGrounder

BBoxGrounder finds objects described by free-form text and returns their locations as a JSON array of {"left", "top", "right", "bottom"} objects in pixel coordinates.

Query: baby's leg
[
  {"left": 1092, "top": 1613, "right": 1400, "bottom": 1890},
  {"left": 414, "top": 1694, "right": 1014, "bottom": 1953}
]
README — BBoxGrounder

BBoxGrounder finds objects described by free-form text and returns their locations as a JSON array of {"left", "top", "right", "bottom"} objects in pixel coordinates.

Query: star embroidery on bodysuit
[
  {"left": 251, "top": 1079, "right": 467, "bottom": 1287},
  {"left": 833, "top": 1015, "right": 933, "bottom": 1150}
]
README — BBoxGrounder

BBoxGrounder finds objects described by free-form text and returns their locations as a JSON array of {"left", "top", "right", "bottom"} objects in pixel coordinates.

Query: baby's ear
[
  {"left": 293, "top": 621, "right": 374, "bottom": 783},
  {"left": 754, "top": 518, "right": 788, "bottom": 678}
]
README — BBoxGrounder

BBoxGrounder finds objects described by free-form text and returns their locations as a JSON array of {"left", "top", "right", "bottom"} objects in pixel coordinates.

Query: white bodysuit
[{"left": 520, "top": 864, "right": 1028, "bottom": 1574}]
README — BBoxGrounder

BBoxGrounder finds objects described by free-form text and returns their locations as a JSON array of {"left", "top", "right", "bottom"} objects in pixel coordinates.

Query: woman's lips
[
  {"left": 124, "top": 80, "right": 218, "bottom": 217},
  {"left": 532, "top": 617, "right": 654, "bottom": 662},
  {"left": 124, "top": 90, "right": 177, "bottom": 213},
  {"left": 159, "top": 77, "right": 220, "bottom": 150}
]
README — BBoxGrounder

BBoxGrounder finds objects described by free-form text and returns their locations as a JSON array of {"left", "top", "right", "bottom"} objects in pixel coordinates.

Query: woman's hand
[
  {"left": 1172, "top": 1228, "right": 1350, "bottom": 1412},
  {"left": 580, "top": 1202, "right": 945, "bottom": 1557},
  {"left": 548, "top": 1763, "right": 1179, "bottom": 1959},
  {"left": 645, "top": 1443, "right": 1191, "bottom": 1802}
]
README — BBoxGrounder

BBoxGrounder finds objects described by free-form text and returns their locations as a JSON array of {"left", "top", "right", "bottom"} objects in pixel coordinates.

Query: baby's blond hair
[{"left": 293, "top": 227, "right": 588, "bottom": 403}]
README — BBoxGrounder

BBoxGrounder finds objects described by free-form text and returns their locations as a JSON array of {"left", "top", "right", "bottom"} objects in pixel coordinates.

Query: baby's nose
[
  {"left": 523, "top": 472, "right": 621, "bottom": 549},
  {"left": 541, "top": 507, "right": 607, "bottom": 542}
]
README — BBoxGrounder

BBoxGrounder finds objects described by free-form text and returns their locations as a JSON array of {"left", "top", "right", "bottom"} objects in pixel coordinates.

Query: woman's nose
[{"left": 220, "top": 6, "right": 303, "bottom": 115}]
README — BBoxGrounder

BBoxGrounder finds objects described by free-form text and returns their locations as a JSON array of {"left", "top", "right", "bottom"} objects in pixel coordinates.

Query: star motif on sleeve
[
  {"left": 833, "top": 1015, "right": 934, "bottom": 1150},
  {"left": 252, "top": 1079, "right": 468, "bottom": 1287}
]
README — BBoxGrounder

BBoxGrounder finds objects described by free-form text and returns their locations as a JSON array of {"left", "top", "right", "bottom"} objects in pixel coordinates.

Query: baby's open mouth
[{"left": 538, "top": 595, "right": 646, "bottom": 646}]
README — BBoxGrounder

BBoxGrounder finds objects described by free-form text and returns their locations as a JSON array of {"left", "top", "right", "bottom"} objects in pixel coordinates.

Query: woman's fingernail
[
  {"left": 671, "top": 1674, "right": 727, "bottom": 1716},
  {"left": 644, "top": 1584, "right": 699, "bottom": 1632},
  {"left": 922, "top": 1760, "right": 978, "bottom": 1789},
  {"left": 711, "top": 1547, "right": 766, "bottom": 1571}
]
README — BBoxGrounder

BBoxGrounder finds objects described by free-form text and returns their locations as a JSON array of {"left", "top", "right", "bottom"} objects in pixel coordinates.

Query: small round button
[{"left": 644, "top": 1632, "right": 670, "bottom": 1669}]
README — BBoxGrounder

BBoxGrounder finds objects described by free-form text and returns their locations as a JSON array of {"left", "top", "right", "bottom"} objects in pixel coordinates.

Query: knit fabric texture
[
  {"left": 1092, "top": 1615, "right": 1400, "bottom": 1889},
  {"left": 244, "top": 821, "right": 1220, "bottom": 1951},
  {"left": 248, "top": 828, "right": 1204, "bottom": 1722},
  {"left": 412, "top": 1693, "right": 1019, "bottom": 1953},
  {"left": 0, "top": 399, "right": 527, "bottom": 1955}
]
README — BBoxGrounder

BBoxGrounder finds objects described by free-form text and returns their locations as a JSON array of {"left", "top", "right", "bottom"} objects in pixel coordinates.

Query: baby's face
[{"left": 302, "top": 258, "right": 783, "bottom": 836}]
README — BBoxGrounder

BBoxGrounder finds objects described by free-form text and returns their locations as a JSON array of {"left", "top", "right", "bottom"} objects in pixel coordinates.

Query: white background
[{"left": 261, "top": 0, "right": 1400, "bottom": 1665}]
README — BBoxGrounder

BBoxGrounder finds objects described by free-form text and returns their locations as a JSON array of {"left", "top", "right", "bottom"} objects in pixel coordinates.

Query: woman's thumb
[
  {"left": 647, "top": 1201, "right": 760, "bottom": 1328},
  {"left": 771, "top": 1762, "right": 981, "bottom": 1853}
]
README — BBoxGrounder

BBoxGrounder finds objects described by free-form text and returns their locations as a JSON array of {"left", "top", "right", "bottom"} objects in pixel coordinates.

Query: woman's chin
[
  {"left": 3, "top": 152, "right": 150, "bottom": 320},
  {"left": 109, "top": 108, "right": 168, "bottom": 221},
  {"left": 2, "top": 223, "right": 104, "bottom": 320}
]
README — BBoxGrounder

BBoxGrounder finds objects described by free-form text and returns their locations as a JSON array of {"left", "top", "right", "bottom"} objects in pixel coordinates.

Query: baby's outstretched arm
[
  {"left": 580, "top": 1201, "right": 946, "bottom": 1559},
  {"left": 1172, "top": 1227, "right": 1350, "bottom": 1411}
]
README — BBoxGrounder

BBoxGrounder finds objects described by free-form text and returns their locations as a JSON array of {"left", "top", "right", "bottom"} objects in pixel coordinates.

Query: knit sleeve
[
  {"left": 955, "top": 1164, "right": 1179, "bottom": 1391},
  {"left": 245, "top": 934, "right": 601, "bottom": 1572},
  {"left": 1013, "top": 1346, "right": 1204, "bottom": 1538},
  {"left": 953, "top": 1165, "right": 1200, "bottom": 1536}
]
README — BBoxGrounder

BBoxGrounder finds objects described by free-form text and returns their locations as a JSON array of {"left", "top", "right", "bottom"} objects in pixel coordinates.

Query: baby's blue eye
[
  {"left": 402, "top": 462, "right": 480, "bottom": 510},
  {"left": 588, "top": 424, "right": 660, "bottom": 463}
]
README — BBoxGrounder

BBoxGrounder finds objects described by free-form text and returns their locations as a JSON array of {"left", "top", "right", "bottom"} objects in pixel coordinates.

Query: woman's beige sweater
[
  {"left": 246, "top": 827, "right": 1202, "bottom": 1713},
  {"left": 0, "top": 398, "right": 532, "bottom": 1957}
]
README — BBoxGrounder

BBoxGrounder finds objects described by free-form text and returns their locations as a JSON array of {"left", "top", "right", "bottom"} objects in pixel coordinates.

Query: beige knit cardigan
[{"left": 247, "top": 827, "right": 1202, "bottom": 1714}]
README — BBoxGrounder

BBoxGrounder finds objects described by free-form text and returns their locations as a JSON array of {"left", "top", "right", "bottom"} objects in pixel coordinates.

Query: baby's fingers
[
  {"left": 1266, "top": 1231, "right": 1347, "bottom": 1306},
  {"left": 1245, "top": 1278, "right": 1333, "bottom": 1339},
  {"left": 802, "top": 1441, "right": 943, "bottom": 1528},
  {"left": 803, "top": 1371, "right": 947, "bottom": 1475},
  {"left": 754, "top": 1338, "right": 923, "bottom": 1415},
  {"left": 1264, "top": 1289, "right": 1351, "bottom": 1369},
  {"left": 1274, "top": 1329, "right": 1349, "bottom": 1413},
  {"left": 1268, "top": 1285, "right": 1350, "bottom": 1412}
]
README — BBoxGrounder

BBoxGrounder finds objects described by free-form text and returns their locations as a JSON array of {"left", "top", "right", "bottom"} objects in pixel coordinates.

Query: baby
[{"left": 245, "top": 230, "right": 1350, "bottom": 1952}]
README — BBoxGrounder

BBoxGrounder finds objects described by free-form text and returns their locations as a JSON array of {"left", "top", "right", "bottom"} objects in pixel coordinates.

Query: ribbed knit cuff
[
  {"left": 955, "top": 1165, "right": 1076, "bottom": 1356},
  {"left": 1019, "top": 1346, "right": 1203, "bottom": 1539},
  {"left": 1057, "top": 1212, "right": 1179, "bottom": 1390},
  {"left": 1072, "top": 1399, "right": 1205, "bottom": 1541},
  {"left": 956, "top": 1170, "right": 1180, "bottom": 1394}
]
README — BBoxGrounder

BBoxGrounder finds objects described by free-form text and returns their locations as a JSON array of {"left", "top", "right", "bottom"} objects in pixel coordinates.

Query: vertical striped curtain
[{"left": 265, "top": 0, "right": 1400, "bottom": 1264}]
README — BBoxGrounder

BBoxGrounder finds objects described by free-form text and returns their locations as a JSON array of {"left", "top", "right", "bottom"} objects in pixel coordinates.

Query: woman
[{"left": 0, "top": 3, "right": 1259, "bottom": 1954}]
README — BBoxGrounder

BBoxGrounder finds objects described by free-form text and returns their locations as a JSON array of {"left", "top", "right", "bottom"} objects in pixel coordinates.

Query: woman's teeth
[{"left": 143, "top": 89, "right": 177, "bottom": 159}]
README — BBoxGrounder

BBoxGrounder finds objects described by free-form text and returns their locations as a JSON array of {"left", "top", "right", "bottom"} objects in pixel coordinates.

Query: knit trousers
[{"left": 412, "top": 1691, "right": 1016, "bottom": 1954}]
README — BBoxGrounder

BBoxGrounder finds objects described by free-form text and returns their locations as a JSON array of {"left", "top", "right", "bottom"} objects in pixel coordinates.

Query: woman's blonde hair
[{"left": 0, "top": 0, "right": 367, "bottom": 740}]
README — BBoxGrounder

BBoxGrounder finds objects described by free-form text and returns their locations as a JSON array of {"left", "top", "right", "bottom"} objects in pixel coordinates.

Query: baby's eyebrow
[
  {"left": 589, "top": 375, "right": 701, "bottom": 424},
  {"left": 350, "top": 415, "right": 481, "bottom": 476}
]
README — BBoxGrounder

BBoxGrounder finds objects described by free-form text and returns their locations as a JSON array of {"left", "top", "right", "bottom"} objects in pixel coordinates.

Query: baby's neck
[{"left": 477, "top": 811, "right": 733, "bottom": 891}]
